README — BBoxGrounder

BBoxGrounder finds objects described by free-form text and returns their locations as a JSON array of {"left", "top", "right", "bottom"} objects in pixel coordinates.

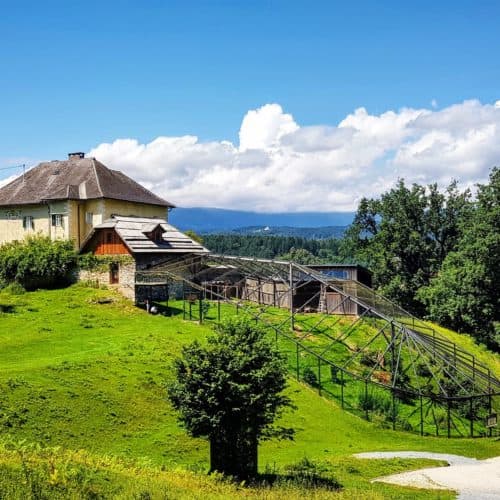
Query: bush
[
  {"left": 358, "top": 389, "right": 393, "bottom": 415},
  {"left": 0, "top": 236, "right": 77, "bottom": 290},
  {"left": 301, "top": 367, "right": 318, "bottom": 387},
  {"left": 2, "top": 282, "right": 26, "bottom": 295}
]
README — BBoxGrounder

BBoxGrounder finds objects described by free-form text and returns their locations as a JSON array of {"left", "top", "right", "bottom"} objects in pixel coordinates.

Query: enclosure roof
[
  {"left": 308, "top": 263, "right": 372, "bottom": 274},
  {"left": 0, "top": 157, "right": 174, "bottom": 207},
  {"left": 82, "top": 215, "right": 208, "bottom": 254}
]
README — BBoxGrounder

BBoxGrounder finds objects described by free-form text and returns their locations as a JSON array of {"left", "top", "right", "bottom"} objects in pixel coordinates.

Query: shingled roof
[
  {"left": 82, "top": 216, "right": 208, "bottom": 254},
  {"left": 0, "top": 156, "right": 174, "bottom": 208}
]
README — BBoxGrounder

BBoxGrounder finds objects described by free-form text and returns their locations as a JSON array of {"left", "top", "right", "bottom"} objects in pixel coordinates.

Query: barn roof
[
  {"left": 0, "top": 156, "right": 173, "bottom": 208},
  {"left": 82, "top": 216, "right": 208, "bottom": 254}
]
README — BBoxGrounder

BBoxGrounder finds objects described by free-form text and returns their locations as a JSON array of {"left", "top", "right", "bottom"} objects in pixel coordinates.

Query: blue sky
[{"left": 1, "top": 1, "right": 500, "bottom": 211}]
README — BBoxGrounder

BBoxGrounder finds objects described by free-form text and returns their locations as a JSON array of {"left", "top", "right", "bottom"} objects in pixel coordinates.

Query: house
[
  {"left": 0, "top": 153, "right": 208, "bottom": 302},
  {"left": 0, "top": 152, "right": 173, "bottom": 248},
  {"left": 80, "top": 215, "right": 208, "bottom": 301}
]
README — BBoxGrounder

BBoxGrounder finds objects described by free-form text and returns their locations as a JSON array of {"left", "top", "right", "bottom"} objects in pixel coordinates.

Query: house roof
[
  {"left": 0, "top": 157, "right": 174, "bottom": 208},
  {"left": 82, "top": 216, "right": 209, "bottom": 254}
]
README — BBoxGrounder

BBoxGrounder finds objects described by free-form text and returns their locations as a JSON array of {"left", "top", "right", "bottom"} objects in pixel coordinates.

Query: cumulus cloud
[
  {"left": 88, "top": 100, "right": 500, "bottom": 212},
  {"left": 239, "top": 103, "right": 299, "bottom": 151}
]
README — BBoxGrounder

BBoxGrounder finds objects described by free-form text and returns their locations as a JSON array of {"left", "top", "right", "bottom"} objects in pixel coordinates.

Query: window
[
  {"left": 51, "top": 214, "right": 63, "bottom": 227},
  {"left": 85, "top": 212, "right": 93, "bottom": 225},
  {"left": 23, "top": 216, "right": 34, "bottom": 231},
  {"left": 320, "top": 269, "right": 349, "bottom": 279},
  {"left": 109, "top": 263, "right": 119, "bottom": 284},
  {"left": 153, "top": 227, "right": 163, "bottom": 243}
]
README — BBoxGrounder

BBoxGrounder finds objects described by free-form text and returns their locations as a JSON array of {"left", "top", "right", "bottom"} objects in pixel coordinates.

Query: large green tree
[
  {"left": 167, "top": 318, "right": 293, "bottom": 479},
  {"left": 341, "top": 180, "right": 470, "bottom": 314},
  {"left": 419, "top": 168, "right": 500, "bottom": 350}
]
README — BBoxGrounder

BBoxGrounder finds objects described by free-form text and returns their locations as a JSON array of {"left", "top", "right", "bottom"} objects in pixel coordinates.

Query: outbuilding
[{"left": 79, "top": 215, "right": 208, "bottom": 303}]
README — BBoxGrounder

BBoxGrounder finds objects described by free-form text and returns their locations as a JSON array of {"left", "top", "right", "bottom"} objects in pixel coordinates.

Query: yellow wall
[
  {"left": 0, "top": 198, "right": 168, "bottom": 249},
  {"left": 102, "top": 199, "right": 167, "bottom": 222},
  {"left": 0, "top": 201, "right": 70, "bottom": 246},
  {"left": 68, "top": 199, "right": 106, "bottom": 248}
]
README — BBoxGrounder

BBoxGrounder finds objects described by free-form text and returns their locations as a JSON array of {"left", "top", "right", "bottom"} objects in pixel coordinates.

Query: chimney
[{"left": 68, "top": 152, "right": 85, "bottom": 160}]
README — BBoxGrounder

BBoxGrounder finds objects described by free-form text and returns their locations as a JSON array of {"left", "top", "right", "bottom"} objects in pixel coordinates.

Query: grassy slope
[{"left": 0, "top": 285, "right": 499, "bottom": 498}]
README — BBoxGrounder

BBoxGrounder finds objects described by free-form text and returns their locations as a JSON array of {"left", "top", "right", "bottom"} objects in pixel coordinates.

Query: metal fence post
[
  {"left": 365, "top": 380, "right": 369, "bottom": 420},
  {"left": 392, "top": 390, "right": 396, "bottom": 430},
  {"left": 470, "top": 397, "right": 474, "bottom": 438},
  {"left": 420, "top": 395, "right": 424, "bottom": 436},
  {"left": 296, "top": 343, "right": 300, "bottom": 379},
  {"left": 182, "top": 282, "right": 186, "bottom": 320},
  {"left": 447, "top": 400, "right": 451, "bottom": 438},
  {"left": 318, "top": 358, "right": 322, "bottom": 396},
  {"left": 199, "top": 295, "right": 203, "bottom": 324},
  {"left": 341, "top": 370, "right": 344, "bottom": 409}
]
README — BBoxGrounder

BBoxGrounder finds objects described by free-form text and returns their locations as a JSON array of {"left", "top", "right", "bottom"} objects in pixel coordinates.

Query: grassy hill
[{"left": 0, "top": 284, "right": 499, "bottom": 498}]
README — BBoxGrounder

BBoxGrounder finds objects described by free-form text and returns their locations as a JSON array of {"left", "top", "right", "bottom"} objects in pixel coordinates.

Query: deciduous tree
[
  {"left": 419, "top": 168, "right": 499, "bottom": 350},
  {"left": 167, "top": 318, "right": 294, "bottom": 479}
]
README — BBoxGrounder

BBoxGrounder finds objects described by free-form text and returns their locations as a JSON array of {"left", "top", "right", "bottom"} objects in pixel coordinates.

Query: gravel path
[{"left": 355, "top": 451, "right": 500, "bottom": 500}]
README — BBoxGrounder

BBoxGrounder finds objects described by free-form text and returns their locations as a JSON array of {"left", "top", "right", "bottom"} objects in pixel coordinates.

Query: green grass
[{"left": 0, "top": 284, "right": 499, "bottom": 498}]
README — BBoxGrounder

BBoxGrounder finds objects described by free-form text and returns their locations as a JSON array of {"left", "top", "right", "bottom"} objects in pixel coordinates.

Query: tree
[
  {"left": 341, "top": 179, "right": 470, "bottom": 314},
  {"left": 184, "top": 229, "right": 204, "bottom": 244},
  {"left": 167, "top": 318, "right": 294, "bottom": 479},
  {"left": 419, "top": 168, "right": 500, "bottom": 350},
  {"left": 278, "top": 247, "right": 321, "bottom": 264}
]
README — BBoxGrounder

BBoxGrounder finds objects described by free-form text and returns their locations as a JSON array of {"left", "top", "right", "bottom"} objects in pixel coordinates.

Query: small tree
[{"left": 167, "top": 318, "right": 294, "bottom": 479}]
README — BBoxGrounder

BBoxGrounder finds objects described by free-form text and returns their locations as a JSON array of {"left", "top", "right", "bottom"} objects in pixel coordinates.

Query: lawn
[{"left": 0, "top": 284, "right": 499, "bottom": 498}]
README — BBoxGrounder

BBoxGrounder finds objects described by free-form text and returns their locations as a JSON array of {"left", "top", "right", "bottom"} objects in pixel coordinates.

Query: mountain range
[{"left": 169, "top": 207, "right": 354, "bottom": 234}]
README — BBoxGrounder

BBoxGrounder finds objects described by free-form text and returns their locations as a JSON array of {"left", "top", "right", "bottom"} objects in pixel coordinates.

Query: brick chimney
[{"left": 68, "top": 152, "right": 85, "bottom": 160}]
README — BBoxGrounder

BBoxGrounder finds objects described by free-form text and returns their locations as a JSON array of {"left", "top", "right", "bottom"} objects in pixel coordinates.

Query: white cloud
[
  {"left": 0, "top": 174, "right": 18, "bottom": 189},
  {"left": 239, "top": 103, "right": 298, "bottom": 151},
  {"left": 88, "top": 100, "right": 500, "bottom": 212}
]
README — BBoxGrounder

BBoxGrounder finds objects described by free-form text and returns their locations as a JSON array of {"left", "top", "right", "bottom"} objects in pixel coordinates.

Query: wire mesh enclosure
[{"left": 135, "top": 253, "right": 500, "bottom": 438}]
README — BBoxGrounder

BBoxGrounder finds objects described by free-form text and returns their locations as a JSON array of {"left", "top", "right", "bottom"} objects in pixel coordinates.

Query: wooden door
[{"left": 110, "top": 263, "right": 119, "bottom": 284}]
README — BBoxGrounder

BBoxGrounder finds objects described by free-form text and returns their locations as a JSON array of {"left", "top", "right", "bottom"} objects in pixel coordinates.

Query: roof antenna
[{"left": 22, "top": 164, "right": 26, "bottom": 183}]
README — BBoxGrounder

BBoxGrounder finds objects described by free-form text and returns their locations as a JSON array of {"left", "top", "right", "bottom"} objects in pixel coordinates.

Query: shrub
[
  {"left": 358, "top": 389, "right": 393, "bottom": 416},
  {"left": 284, "top": 457, "right": 341, "bottom": 490},
  {"left": 301, "top": 367, "right": 318, "bottom": 387},
  {"left": 2, "top": 282, "right": 26, "bottom": 295},
  {"left": 416, "top": 362, "right": 432, "bottom": 378},
  {"left": 0, "top": 236, "right": 77, "bottom": 290}
]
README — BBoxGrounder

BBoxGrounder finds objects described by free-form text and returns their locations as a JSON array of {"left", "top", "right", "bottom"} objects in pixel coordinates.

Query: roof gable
[
  {"left": 81, "top": 216, "right": 209, "bottom": 255},
  {"left": 0, "top": 157, "right": 174, "bottom": 208}
]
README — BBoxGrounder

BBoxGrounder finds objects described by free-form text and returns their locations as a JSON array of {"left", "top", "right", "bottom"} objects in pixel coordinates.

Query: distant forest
[
  {"left": 227, "top": 225, "right": 346, "bottom": 239},
  {"left": 203, "top": 234, "right": 343, "bottom": 263}
]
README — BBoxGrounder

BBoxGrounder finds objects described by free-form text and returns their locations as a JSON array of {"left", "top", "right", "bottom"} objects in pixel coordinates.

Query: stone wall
[
  {"left": 79, "top": 253, "right": 197, "bottom": 304},
  {"left": 79, "top": 259, "right": 136, "bottom": 300}
]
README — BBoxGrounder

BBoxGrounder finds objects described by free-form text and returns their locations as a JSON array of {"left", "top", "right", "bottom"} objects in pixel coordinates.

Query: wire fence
[
  {"left": 135, "top": 254, "right": 500, "bottom": 440},
  {"left": 159, "top": 289, "right": 499, "bottom": 439}
]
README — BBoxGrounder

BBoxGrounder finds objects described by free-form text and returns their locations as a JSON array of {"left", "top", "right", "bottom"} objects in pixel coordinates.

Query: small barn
[
  {"left": 198, "top": 261, "right": 372, "bottom": 316},
  {"left": 307, "top": 264, "right": 372, "bottom": 316},
  {"left": 80, "top": 215, "right": 208, "bottom": 302}
]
